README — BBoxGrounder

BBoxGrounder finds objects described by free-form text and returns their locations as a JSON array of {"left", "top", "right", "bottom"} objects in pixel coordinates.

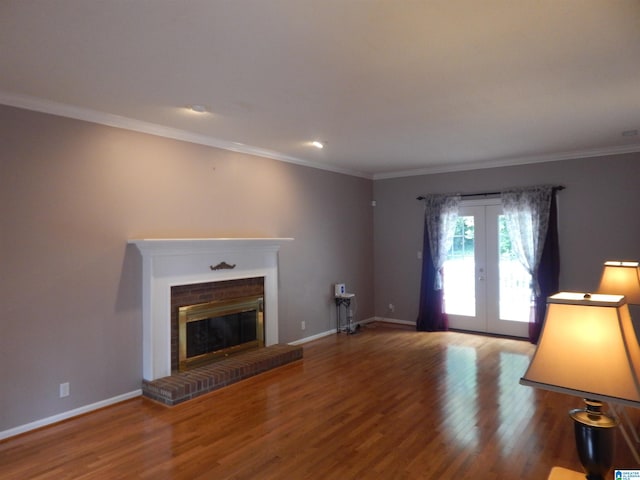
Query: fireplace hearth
[{"left": 142, "top": 343, "right": 303, "bottom": 405}]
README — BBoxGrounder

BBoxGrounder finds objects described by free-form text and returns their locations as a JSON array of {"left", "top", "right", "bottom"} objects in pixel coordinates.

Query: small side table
[
  {"left": 335, "top": 294, "right": 355, "bottom": 334},
  {"left": 547, "top": 467, "right": 584, "bottom": 479}
]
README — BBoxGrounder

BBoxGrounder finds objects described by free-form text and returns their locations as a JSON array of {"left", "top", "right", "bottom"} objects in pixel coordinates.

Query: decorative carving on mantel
[{"left": 210, "top": 261, "right": 237, "bottom": 271}]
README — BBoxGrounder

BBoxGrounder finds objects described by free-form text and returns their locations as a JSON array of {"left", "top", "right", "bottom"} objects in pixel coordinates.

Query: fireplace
[
  {"left": 129, "top": 237, "right": 293, "bottom": 381},
  {"left": 178, "top": 294, "right": 264, "bottom": 370},
  {"left": 170, "top": 277, "right": 265, "bottom": 371}
]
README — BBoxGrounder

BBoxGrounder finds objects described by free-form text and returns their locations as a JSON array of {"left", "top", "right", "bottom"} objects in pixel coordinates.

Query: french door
[{"left": 442, "top": 200, "right": 531, "bottom": 337}]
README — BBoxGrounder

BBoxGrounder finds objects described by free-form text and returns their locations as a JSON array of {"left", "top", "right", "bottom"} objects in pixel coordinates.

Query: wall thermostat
[{"left": 334, "top": 283, "right": 346, "bottom": 296}]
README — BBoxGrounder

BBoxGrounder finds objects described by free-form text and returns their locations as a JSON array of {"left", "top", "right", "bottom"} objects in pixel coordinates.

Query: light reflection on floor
[
  {"left": 443, "top": 345, "right": 479, "bottom": 449},
  {"left": 497, "top": 351, "right": 535, "bottom": 458},
  {"left": 443, "top": 343, "right": 534, "bottom": 455}
]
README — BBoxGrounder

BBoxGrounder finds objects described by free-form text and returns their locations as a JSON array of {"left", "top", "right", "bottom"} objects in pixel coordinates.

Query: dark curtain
[
  {"left": 416, "top": 221, "right": 448, "bottom": 331},
  {"left": 529, "top": 192, "right": 560, "bottom": 343}
]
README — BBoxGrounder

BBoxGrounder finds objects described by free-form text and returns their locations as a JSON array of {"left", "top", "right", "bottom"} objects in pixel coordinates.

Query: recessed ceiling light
[
  {"left": 188, "top": 104, "right": 208, "bottom": 114},
  {"left": 311, "top": 141, "right": 325, "bottom": 149}
]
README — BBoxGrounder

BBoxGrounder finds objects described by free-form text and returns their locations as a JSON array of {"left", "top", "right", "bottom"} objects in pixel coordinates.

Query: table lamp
[
  {"left": 520, "top": 292, "right": 640, "bottom": 480},
  {"left": 597, "top": 261, "right": 640, "bottom": 305}
]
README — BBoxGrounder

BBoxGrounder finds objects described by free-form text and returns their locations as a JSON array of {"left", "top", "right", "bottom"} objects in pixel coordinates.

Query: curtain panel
[
  {"left": 501, "top": 185, "right": 560, "bottom": 343},
  {"left": 416, "top": 194, "right": 460, "bottom": 331},
  {"left": 529, "top": 192, "right": 560, "bottom": 343}
]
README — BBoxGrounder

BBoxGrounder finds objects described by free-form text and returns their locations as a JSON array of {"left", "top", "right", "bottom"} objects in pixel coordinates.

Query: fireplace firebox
[{"left": 178, "top": 295, "right": 264, "bottom": 371}]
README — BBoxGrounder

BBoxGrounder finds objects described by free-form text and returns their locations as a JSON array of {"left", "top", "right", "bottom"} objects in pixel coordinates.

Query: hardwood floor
[{"left": 1, "top": 323, "right": 638, "bottom": 479}]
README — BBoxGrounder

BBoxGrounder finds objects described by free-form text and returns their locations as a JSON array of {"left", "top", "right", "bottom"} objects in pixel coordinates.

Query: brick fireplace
[
  {"left": 129, "top": 238, "right": 294, "bottom": 381},
  {"left": 171, "top": 277, "right": 264, "bottom": 371}
]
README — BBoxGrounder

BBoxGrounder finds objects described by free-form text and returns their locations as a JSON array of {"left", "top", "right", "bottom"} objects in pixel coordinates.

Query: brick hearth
[{"left": 142, "top": 344, "right": 303, "bottom": 406}]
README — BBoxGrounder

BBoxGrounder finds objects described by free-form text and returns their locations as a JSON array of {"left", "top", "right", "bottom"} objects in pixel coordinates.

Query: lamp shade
[
  {"left": 520, "top": 292, "right": 640, "bottom": 408},
  {"left": 597, "top": 261, "right": 640, "bottom": 305}
]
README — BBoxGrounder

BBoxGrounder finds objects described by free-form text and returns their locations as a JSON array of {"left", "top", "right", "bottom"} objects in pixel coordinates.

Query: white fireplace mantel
[{"left": 129, "top": 238, "right": 293, "bottom": 381}]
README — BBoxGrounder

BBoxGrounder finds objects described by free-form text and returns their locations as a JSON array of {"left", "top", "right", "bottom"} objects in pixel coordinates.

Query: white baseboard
[
  {"left": 356, "top": 317, "right": 378, "bottom": 328},
  {"left": 369, "top": 316, "right": 416, "bottom": 327},
  {"left": 0, "top": 389, "right": 142, "bottom": 441},
  {"left": 288, "top": 329, "right": 335, "bottom": 345},
  {"left": 288, "top": 317, "right": 379, "bottom": 345}
]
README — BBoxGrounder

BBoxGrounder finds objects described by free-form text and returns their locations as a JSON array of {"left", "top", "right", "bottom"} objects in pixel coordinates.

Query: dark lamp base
[{"left": 569, "top": 400, "right": 618, "bottom": 480}]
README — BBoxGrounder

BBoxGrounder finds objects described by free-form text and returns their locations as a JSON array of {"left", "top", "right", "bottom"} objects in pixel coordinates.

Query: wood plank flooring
[{"left": 1, "top": 323, "right": 638, "bottom": 479}]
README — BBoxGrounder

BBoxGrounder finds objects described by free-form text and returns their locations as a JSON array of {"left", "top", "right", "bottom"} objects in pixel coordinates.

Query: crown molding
[
  {"left": 0, "top": 91, "right": 372, "bottom": 180},
  {"left": 373, "top": 144, "right": 640, "bottom": 180},
  {"left": 3, "top": 91, "right": 638, "bottom": 182}
]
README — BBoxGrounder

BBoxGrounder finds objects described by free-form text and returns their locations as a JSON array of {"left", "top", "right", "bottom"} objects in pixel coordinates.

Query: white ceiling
[{"left": 2, "top": 0, "right": 640, "bottom": 179}]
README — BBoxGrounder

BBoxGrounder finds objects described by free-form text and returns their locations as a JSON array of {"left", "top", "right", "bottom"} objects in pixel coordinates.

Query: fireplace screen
[{"left": 178, "top": 295, "right": 264, "bottom": 371}]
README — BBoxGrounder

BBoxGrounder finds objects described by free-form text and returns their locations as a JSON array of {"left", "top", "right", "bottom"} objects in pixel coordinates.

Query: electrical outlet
[
  {"left": 301, "top": 321, "right": 306, "bottom": 330},
  {"left": 388, "top": 303, "right": 395, "bottom": 312},
  {"left": 59, "top": 382, "right": 70, "bottom": 398}
]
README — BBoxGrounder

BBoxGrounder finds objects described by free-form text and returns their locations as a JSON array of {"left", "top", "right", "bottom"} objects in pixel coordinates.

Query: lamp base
[{"left": 569, "top": 399, "right": 618, "bottom": 480}]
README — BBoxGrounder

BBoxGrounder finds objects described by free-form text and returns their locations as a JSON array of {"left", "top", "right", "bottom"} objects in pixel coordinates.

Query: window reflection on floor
[
  {"left": 444, "top": 345, "right": 479, "bottom": 449},
  {"left": 497, "top": 351, "right": 535, "bottom": 456},
  {"left": 443, "top": 344, "right": 534, "bottom": 453}
]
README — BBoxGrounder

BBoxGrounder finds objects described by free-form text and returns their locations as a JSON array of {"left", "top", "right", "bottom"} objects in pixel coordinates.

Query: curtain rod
[{"left": 416, "top": 185, "right": 565, "bottom": 201}]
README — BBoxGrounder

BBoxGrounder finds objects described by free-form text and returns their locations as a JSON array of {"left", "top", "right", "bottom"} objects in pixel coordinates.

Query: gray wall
[
  {"left": 373, "top": 155, "right": 640, "bottom": 323},
  {"left": 3, "top": 102, "right": 639, "bottom": 435},
  {"left": 0, "top": 105, "right": 374, "bottom": 432}
]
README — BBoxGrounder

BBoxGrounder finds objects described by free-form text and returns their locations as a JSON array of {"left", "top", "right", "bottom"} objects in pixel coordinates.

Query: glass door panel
[
  {"left": 443, "top": 214, "right": 475, "bottom": 316},
  {"left": 498, "top": 213, "right": 532, "bottom": 322},
  {"left": 486, "top": 204, "right": 530, "bottom": 337},
  {"left": 444, "top": 202, "right": 530, "bottom": 338},
  {"left": 443, "top": 206, "right": 486, "bottom": 331}
]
